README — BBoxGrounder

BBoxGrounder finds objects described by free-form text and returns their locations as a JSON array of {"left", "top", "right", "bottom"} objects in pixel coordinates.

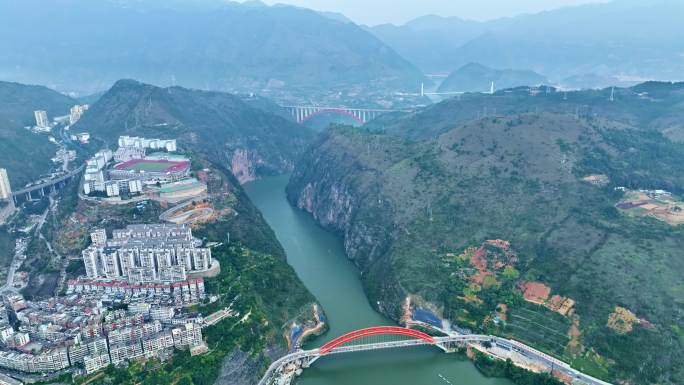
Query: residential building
[
  {"left": 107, "top": 320, "right": 162, "bottom": 346},
  {"left": 76, "top": 132, "right": 90, "bottom": 144},
  {"left": 90, "top": 229, "right": 107, "bottom": 247},
  {"left": 109, "top": 341, "right": 144, "bottom": 365},
  {"left": 0, "top": 291, "right": 208, "bottom": 376},
  {"left": 141, "top": 331, "right": 174, "bottom": 358},
  {"left": 118, "top": 136, "right": 177, "bottom": 152},
  {"left": 150, "top": 306, "right": 174, "bottom": 322},
  {"left": 0, "top": 327, "right": 14, "bottom": 344},
  {"left": 104, "top": 181, "right": 120, "bottom": 197},
  {"left": 82, "top": 224, "right": 213, "bottom": 284},
  {"left": 128, "top": 302, "right": 151, "bottom": 315},
  {"left": 69, "top": 104, "right": 89, "bottom": 125},
  {"left": 171, "top": 323, "right": 203, "bottom": 349},
  {"left": 83, "top": 150, "right": 114, "bottom": 196},
  {"left": 0, "top": 169, "right": 11, "bottom": 200},
  {"left": 83, "top": 353, "right": 110, "bottom": 374},
  {"left": 114, "top": 147, "right": 145, "bottom": 162},
  {"left": 34, "top": 110, "right": 49, "bottom": 128},
  {"left": 66, "top": 278, "right": 206, "bottom": 306}
]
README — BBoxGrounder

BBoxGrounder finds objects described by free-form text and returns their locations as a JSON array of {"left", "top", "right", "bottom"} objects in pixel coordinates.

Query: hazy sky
[{"left": 252, "top": 0, "right": 610, "bottom": 25}]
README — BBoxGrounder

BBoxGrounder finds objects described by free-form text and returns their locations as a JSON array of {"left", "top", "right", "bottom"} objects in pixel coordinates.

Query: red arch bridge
[
  {"left": 257, "top": 326, "right": 613, "bottom": 385},
  {"left": 282, "top": 105, "right": 403, "bottom": 124}
]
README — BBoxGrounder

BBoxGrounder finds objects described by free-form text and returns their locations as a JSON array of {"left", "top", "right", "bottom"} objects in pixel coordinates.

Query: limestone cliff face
[
  {"left": 288, "top": 167, "right": 394, "bottom": 271},
  {"left": 286, "top": 128, "right": 402, "bottom": 318},
  {"left": 230, "top": 149, "right": 258, "bottom": 185},
  {"left": 230, "top": 147, "right": 295, "bottom": 185}
]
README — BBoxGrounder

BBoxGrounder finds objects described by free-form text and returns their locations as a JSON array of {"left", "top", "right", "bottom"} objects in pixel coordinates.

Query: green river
[{"left": 245, "top": 175, "right": 512, "bottom": 385}]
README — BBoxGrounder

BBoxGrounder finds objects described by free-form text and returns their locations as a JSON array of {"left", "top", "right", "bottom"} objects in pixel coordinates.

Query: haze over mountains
[
  {"left": 370, "top": 0, "right": 684, "bottom": 88},
  {"left": 438, "top": 63, "right": 548, "bottom": 93},
  {"left": 0, "top": 0, "right": 681, "bottom": 97},
  {"left": 0, "top": 0, "right": 424, "bottom": 96}
]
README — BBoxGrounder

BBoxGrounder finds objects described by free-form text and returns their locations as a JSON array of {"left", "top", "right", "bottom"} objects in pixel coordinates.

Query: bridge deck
[
  {"left": 12, "top": 165, "right": 84, "bottom": 196},
  {"left": 257, "top": 333, "right": 612, "bottom": 385}
]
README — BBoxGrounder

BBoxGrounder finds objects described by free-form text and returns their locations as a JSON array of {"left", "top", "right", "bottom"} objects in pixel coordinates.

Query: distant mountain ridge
[
  {"left": 367, "top": 81, "right": 684, "bottom": 141},
  {"left": 73, "top": 79, "right": 314, "bottom": 183},
  {"left": 438, "top": 63, "right": 548, "bottom": 93},
  {"left": 369, "top": 0, "right": 684, "bottom": 87},
  {"left": 0, "top": 0, "right": 425, "bottom": 95}
]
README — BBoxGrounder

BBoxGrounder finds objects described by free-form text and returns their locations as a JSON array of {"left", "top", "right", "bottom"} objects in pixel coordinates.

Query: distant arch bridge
[{"left": 282, "top": 105, "right": 402, "bottom": 124}]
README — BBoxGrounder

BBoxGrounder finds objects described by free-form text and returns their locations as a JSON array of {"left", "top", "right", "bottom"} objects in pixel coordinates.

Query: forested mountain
[
  {"left": 370, "top": 0, "right": 684, "bottom": 88},
  {"left": 368, "top": 82, "right": 684, "bottom": 141},
  {"left": 0, "top": 81, "right": 75, "bottom": 187},
  {"left": 0, "top": 0, "right": 425, "bottom": 96},
  {"left": 73, "top": 79, "right": 314, "bottom": 183},
  {"left": 288, "top": 111, "right": 684, "bottom": 384},
  {"left": 437, "top": 63, "right": 548, "bottom": 93}
]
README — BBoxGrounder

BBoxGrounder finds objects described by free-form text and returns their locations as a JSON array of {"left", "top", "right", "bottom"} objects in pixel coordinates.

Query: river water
[{"left": 245, "top": 175, "right": 511, "bottom": 385}]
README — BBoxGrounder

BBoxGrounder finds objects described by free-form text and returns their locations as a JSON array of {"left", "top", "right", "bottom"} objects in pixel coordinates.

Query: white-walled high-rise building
[
  {"left": 0, "top": 169, "right": 11, "bottom": 200},
  {"left": 34, "top": 110, "right": 49, "bottom": 128},
  {"left": 118, "top": 136, "right": 177, "bottom": 152},
  {"left": 82, "top": 224, "right": 213, "bottom": 284}
]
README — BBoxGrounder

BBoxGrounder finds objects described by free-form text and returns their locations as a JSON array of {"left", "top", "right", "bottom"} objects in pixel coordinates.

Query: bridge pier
[
  {"left": 304, "top": 355, "right": 319, "bottom": 367},
  {"left": 436, "top": 340, "right": 466, "bottom": 353}
]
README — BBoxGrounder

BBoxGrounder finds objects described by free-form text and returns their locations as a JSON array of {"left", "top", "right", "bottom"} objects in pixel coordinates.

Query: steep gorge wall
[{"left": 285, "top": 130, "right": 407, "bottom": 318}]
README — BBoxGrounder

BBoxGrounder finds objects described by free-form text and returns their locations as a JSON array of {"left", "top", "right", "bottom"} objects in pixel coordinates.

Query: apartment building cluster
[
  {"left": 0, "top": 292, "right": 207, "bottom": 376},
  {"left": 82, "top": 224, "right": 215, "bottom": 284},
  {"left": 118, "top": 136, "right": 177, "bottom": 152},
  {"left": 66, "top": 278, "right": 206, "bottom": 308},
  {"left": 83, "top": 148, "right": 144, "bottom": 197},
  {"left": 83, "top": 136, "right": 193, "bottom": 199}
]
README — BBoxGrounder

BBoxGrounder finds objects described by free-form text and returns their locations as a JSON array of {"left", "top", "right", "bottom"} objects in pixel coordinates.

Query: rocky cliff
[{"left": 287, "top": 127, "right": 403, "bottom": 273}]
